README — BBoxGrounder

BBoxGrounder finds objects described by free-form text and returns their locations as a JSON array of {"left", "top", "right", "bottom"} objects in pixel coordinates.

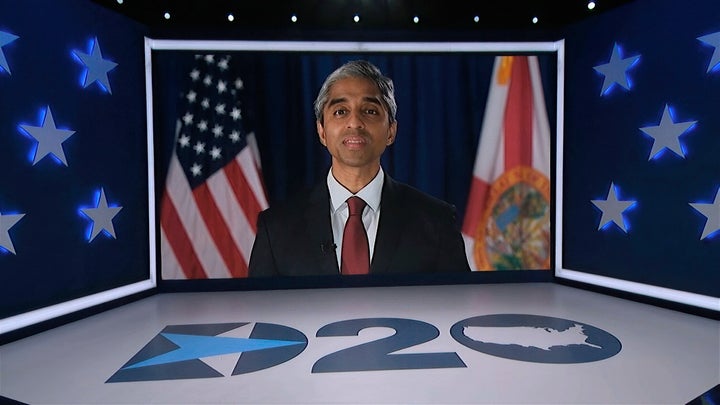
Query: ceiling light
[
  {"left": 473, "top": 16, "right": 480, "bottom": 23},
  {"left": 290, "top": 14, "right": 298, "bottom": 23},
  {"left": 116, "top": 0, "right": 123, "bottom": 4},
  {"left": 532, "top": 16, "right": 539, "bottom": 24},
  {"left": 353, "top": 14, "right": 360, "bottom": 23},
  {"left": 163, "top": 12, "right": 171, "bottom": 20},
  {"left": 413, "top": 16, "right": 420, "bottom": 24},
  {"left": 588, "top": 1, "right": 597, "bottom": 10},
  {"left": 227, "top": 14, "right": 234, "bottom": 22}
]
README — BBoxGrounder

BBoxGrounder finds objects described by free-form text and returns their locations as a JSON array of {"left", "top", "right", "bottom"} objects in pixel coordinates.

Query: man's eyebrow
[
  {"left": 326, "top": 96, "right": 382, "bottom": 108},
  {"left": 326, "top": 97, "right": 348, "bottom": 108}
]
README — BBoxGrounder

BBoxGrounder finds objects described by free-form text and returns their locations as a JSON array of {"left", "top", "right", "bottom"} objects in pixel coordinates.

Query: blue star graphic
[
  {"left": 639, "top": 104, "right": 696, "bottom": 160},
  {"left": 80, "top": 188, "right": 123, "bottom": 242},
  {"left": 0, "top": 31, "right": 19, "bottom": 75},
  {"left": 19, "top": 106, "right": 76, "bottom": 166},
  {"left": 591, "top": 182, "right": 637, "bottom": 233},
  {"left": 123, "top": 333, "right": 305, "bottom": 369},
  {"left": 689, "top": 188, "right": 720, "bottom": 240},
  {"left": 0, "top": 212, "right": 25, "bottom": 255},
  {"left": 698, "top": 31, "right": 720, "bottom": 73},
  {"left": 73, "top": 37, "right": 118, "bottom": 93},
  {"left": 593, "top": 43, "right": 641, "bottom": 96}
]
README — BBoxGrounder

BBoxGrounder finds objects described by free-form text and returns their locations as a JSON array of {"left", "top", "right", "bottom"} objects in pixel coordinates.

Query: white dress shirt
[{"left": 327, "top": 168, "right": 384, "bottom": 271}]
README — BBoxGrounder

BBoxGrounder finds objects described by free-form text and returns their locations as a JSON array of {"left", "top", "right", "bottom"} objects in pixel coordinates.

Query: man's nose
[{"left": 346, "top": 110, "right": 365, "bottom": 129}]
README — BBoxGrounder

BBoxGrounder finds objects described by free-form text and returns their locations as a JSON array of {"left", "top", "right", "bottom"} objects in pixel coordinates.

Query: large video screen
[{"left": 150, "top": 41, "right": 560, "bottom": 286}]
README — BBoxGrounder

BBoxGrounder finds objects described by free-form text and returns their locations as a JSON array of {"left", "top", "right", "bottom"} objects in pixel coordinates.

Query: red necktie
[{"left": 341, "top": 196, "right": 369, "bottom": 275}]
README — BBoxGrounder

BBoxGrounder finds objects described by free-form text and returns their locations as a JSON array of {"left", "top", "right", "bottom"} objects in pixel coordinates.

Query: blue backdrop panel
[
  {"left": 562, "top": 0, "right": 720, "bottom": 298},
  {"left": 0, "top": 0, "right": 149, "bottom": 319}
]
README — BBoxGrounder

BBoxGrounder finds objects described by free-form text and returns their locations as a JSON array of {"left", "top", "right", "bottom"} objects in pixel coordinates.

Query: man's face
[{"left": 317, "top": 77, "right": 397, "bottom": 173}]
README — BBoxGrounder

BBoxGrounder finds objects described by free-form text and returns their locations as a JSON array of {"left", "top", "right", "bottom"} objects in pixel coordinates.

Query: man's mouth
[{"left": 343, "top": 136, "right": 367, "bottom": 148}]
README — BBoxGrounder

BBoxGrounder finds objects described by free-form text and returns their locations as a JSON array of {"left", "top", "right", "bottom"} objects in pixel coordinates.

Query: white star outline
[
  {"left": 80, "top": 188, "right": 123, "bottom": 242},
  {"left": 591, "top": 182, "right": 637, "bottom": 233},
  {"left": 639, "top": 104, "right": 696, "bottom": 160},
  {"left": 593, "top": 43, "right": 641, "bottom": 96},
  {"left": 689, "top": 187, "right": 720, "bottom": 240},
  {"left": 0, "top": 211, "right": 25, "bottom": 255}
]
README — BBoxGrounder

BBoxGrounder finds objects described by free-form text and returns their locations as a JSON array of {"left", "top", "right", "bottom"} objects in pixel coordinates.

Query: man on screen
[{"left": 248, "top": 60, "right": 470, "bottom": 277}]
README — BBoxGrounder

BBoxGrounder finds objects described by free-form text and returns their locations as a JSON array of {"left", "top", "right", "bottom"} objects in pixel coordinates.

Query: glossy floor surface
[{"left": 1, "top": 283, "right": 718, "bottom": 404}]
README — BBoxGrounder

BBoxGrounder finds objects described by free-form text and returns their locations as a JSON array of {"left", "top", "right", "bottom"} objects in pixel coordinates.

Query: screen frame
[{"left": 147, "top": 39, "right": 564, "bottom": 289}]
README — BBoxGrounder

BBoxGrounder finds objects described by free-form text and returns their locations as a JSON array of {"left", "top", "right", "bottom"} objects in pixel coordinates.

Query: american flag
[{"left": 160, "top": 54, "right": 268, "bottom": 279}]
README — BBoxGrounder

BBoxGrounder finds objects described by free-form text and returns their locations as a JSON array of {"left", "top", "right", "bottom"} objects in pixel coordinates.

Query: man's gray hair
[{"left": 313, "top": 60, "right": 397, "bottom": 125}]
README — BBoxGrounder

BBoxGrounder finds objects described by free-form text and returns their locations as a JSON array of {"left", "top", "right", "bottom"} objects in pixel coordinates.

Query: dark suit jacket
[{"left": 248, "top": 173, "right": 470, "bottom": 277}]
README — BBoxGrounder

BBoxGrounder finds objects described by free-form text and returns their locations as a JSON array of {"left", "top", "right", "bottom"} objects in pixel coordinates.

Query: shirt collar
[{"left": 327, "top": 167, "right": 384, "bottom": 213}]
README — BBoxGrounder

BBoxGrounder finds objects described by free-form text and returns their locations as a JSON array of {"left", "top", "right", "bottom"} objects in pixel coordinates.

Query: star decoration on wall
[
  {"left": 594, "top": 43, "right": 641, "bottom": 96},
  {"left": 0, "top": 30, "right": 19, "bottom": 75},
  {"left": 81, "top": 188, "right": 123, "bottom": 242},
  {"left": 0, "top": 212, "right": 25, "bottom": 255},
  {"left": 689, "top": 188, "right": 720, "bottom": 240},
  {"left": 19, "top": 106, "right": 76, "bottom": 166},
  {"left": 697, "top": 31, "right": 720, "bottom": 73},
  {"left": 73, "top": 37, "right": 118, "bottom": 93},
  {"left": 639, "top": 104, "right": 696, "bottom": 160},
  {"left": 591, "top": 182, "right": 637, "bottom": 233}
]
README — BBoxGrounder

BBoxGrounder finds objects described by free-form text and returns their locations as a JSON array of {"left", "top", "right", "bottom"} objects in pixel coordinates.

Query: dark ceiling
[{"left": 90, "top": 0, "right": 637, "bottom": 33}]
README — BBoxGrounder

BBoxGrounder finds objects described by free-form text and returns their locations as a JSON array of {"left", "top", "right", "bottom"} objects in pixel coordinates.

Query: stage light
[
  {"left": 353, "top": 14, "right": 360, "bottom": 23},
  {"left": 163, "top": 12, "right": 171, "bottom": 20},
  {"left": 532, "top": 16, "right": 539, "bottom": 24},
  {"left": 588, "top": 1, "right": 596, "bottom": 10},
  {"left": 413, "top": 16, "right": 420, "bottom": 24},
  {"left": 290, "top": 14, "right": 298, "bottom": 23},
  {"left": 227, "top": 14, "right": 234, "bottom": 22}
]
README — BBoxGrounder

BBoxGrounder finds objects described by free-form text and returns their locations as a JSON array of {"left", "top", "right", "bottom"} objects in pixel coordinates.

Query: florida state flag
[{"left": 462, "top": 56, "right": 552, "bottom": 271}]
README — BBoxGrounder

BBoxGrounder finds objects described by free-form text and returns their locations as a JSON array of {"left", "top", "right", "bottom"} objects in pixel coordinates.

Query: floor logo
[
  {"left": 450, "top": 314, "right": 621, "bottom": 363},
  {"left": 107, "top": 322, "right": 307, "bottom": 383}
]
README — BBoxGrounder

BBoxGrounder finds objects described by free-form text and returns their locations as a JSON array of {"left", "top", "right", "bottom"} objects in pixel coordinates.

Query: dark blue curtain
[{"left": 153, "top": 51, "right": 557, "bottom": 223}]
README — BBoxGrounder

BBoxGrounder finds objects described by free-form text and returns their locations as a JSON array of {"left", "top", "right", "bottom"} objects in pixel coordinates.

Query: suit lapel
[
  {"left": 304, "top": 182, "right": 340, "bottom": 275},
  {"left": 371, "top": 174, "right": 405, "bottom": 273}
]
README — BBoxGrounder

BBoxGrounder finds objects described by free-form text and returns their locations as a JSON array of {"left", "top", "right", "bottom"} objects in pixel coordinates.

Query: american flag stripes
[{"left": 160, "top": 54, "right": 268, "bottom": 279}]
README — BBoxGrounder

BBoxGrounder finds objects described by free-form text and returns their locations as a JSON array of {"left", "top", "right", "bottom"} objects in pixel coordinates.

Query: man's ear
[
  {"left": 386, "top": 121, "right": 397, "bottom": 146},
  {"left": 316, "top": 121, "right": 326, "bottom": 146}
]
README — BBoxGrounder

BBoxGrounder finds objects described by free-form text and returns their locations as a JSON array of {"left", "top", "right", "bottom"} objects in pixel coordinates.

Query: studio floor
[{"left": 1, "top": 282, "right": 718, "bottom": 404}]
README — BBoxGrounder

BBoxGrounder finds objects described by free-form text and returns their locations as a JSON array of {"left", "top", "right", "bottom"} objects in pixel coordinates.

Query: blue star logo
[
  {"left": 698, "top": 31, "right": 720, "bottom": 73},
  {"left": 108, "top": 322, "right": 309, "bottom": 382},
  {"left": 594, "top": 43, "right": 641, "bottom": 96},
  {"left": 0, "top": 30, "right": 19, "bottom": 75},
  {"left": 123, "top": 333, "right": 304, "bottom": 369},
  {"left": 72, "top": 37, "right": 118, "bottom": 93},
  {"left": 18, "top": 106, "right": 76, "bottom": 166}
]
